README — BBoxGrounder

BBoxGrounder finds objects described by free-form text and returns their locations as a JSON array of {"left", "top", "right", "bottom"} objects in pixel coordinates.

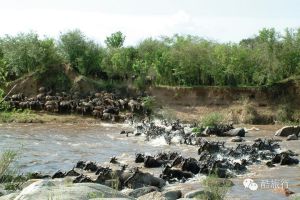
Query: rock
[
  {"left": 225, "top": 128, "right": 245, "bottom": 137},
  {"left": 275, "top": 126, "right": 300, "bottom": 137},
  {"left": 51, "top": 170, "right": 65, "bottom": 179},
  {"left": 266, "top": 161, "right": 275, "bottom": 167},
  {"left": 231, "top": 136, "right": 244, "bottom": 142},
  {"left": 125, "top": 171, "right": 166, "bottom": 189},
  {"left": 287, "top": 134, "right": 298, "bottom": 141},
  {"left": 65, "top": 168, "right": 81, "bottom": 176},
  {"left": 0, "top": 179, "right": 134, "bottom": 200},
  {"left": 128, "top": 186, "right": 159, "bottom": 198},
  {"left": 137, "top": 191, "right": 166, "bottom": 200},
  {"left": 0, "top": 193, "right": 19, "bottom": 200},
  {"left": 184, "top": 189, "right": 213, "bottom": 199},
  {"left": 163, "top": 190, "right": 182, "bottom": 200}
]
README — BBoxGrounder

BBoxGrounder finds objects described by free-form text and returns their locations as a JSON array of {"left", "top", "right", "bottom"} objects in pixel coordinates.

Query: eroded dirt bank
[{"left": 149, "top": 80, "right": 300, "bottom": 124}]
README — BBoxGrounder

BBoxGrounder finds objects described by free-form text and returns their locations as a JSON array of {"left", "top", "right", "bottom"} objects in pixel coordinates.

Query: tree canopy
[{"left": 1, "top": 28, "right": 300, "bottom": 89}]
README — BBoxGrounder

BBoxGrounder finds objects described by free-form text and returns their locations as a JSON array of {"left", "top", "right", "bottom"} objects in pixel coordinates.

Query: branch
[{"left": 0, "top": 84, "right": 17, "bottom": 104}]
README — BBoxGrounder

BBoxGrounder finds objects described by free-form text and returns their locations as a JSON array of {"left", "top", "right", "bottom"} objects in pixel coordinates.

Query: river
[{"left": 0, "top": 123, "right": 299, "bottom": 199}]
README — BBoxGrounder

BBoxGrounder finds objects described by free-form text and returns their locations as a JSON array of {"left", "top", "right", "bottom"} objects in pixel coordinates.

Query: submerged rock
[{"left": 275, "top": 126, "right": 300, "bottom": 137}]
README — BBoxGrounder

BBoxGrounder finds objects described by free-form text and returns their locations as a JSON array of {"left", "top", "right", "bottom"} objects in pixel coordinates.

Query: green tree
[
  {"left": 105, "top": 31, "right": 125, "bottom": 48},
  {"left": 59, "top": 30, "right": 103, "bottom": 75},
  {"left": 0, "top": 32, "right": 44, "bottom": 78}
]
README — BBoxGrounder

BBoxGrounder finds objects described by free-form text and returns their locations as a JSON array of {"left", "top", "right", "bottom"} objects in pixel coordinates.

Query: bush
[
  {"left": 201, "top": 112, "right": 224, "bottom": 127},
  {"left": 0, "top": 88, "right": 10, "bottom": 111},
  {"left": 142, "top": 96, "right": 156, "bottom": 112},
  {"left": 0, "top": 150, "right": 25, "bottom": 191},
  {"left": 276, "top": 104, "right": 294, "bottom": 123},
  {"left": 198, "top": 174, "right": 232, "bottom": 200}
]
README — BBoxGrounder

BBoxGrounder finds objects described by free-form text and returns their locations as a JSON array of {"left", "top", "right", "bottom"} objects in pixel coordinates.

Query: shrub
[
  {"left": 201, "top": 112, "right": 224, "bottom": 127},
  {"left": 198, "top": 174, "right": 232, "bottom": 200},
  {"left": 142, "top": 96, "right": 156, "bottom": 113},
  {"left": 276, "top": 104, "right": 294, "bottom": 123},
  {"left": 0, "top": 150, "right": 25, "bottom": 191}
]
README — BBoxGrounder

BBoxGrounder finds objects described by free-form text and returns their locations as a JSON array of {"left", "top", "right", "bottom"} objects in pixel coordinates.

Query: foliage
[
  {"left": 1, "top": 28, "right": 300, "bottom": 90},
  {"left": 0, "top": 88, "right": 10, "bottom": 111},
  {"left": 0, "top": 150, "right": 25, "bottom": 191},
  {"left": 142, "top": 96, "right": 156, "bottom": 114},
  {"left": 199, "top": 174, "right": 232, "bottom": 200},
  {"left": 276, "top": 104, "right": 294, "bottom": 123},
  {"left": 0, "top": 32, "right": 62, "bottom": 81},
  {"left": 59, "top": 29, "right": 104, "bottom": 76},
  {"left": 105, "top": 31, "right": 125, "bottom": 48},
  {"left": 201, "top": 112, "right": 224, "bottom": 127},
  {"left": 0, "top": 109, "right": 40, "bottom": 123}
]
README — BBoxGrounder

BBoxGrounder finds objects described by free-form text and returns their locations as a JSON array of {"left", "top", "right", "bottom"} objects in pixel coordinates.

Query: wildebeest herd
[
  {"left": 6, "top": 87, "right": 147, "bottom": 122},
  {"left": 27, "top": 120, "right": 298, "bottom": 195}
]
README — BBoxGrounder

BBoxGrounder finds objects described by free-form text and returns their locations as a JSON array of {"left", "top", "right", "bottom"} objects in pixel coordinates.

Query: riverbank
[{"left": 0, "top": 111, "right": 101, "bottom": 124}]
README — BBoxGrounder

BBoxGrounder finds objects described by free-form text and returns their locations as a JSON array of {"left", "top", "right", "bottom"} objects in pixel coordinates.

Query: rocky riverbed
[{"left": 0, "top": 121, "right": 299, "bottom": 200}]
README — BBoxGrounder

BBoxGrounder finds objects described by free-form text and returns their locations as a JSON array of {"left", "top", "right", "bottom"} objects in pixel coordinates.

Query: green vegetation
[
  {"left": 0, "top": 89, "right": 40, "bottom": 122},
  {"left": 0, "top": 110, "right": 41, "bottom": 123},
  {"left": 142, "top": 96, "right": 156, "bottom": 113},
  {"left": 1, "top": 28, "right": 300, "bottom": 90},
  {"left": 201, "top": 112, "right": 224, "bottom": 127},
  {"left": 0, "top": 150, "right": 25, "bottom": 191},
  {"left": 198, "top": 175, "right": 232, "bottom": 200}
]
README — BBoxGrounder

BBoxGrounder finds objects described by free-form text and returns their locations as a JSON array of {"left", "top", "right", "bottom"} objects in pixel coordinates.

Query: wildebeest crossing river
[{"left": 0, "top": 122, "right": 299, "bottom": 199}]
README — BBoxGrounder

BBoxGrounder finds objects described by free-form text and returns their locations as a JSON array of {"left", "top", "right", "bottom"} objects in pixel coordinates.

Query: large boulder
[
  {"left": 275, "top": 126, "right": 300, "bottom": 137},
  {"left": 125, "top": 171, "right": 166, "bottom": 189},
  {"left": 163, "top": 190, "right": 182, "bottom": 200},
  {"left": 0, "top": 179, "right": 133, "bottom": 200},
  {"left": 137, "top": 191, "right": 166, "bottom": 200},
  {"left": 224, "top": 128, "right": 245, "bottom": 137}
]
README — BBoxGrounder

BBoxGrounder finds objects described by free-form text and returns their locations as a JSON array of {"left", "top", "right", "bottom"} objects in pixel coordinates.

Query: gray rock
[
  {"left": 287, "top": 134, "right": 298, "bottom": 141},
  {"left": 128, "top": 186, "right": 159, "bottom": 198},
  {"left": 231, "top": 136, "right": 244, "bottom": 142},
  {"left": 0, "top": 179, "right": 133, "bottom": 200},
  {"left": 275, "top": 126, "right": 300, "bottom": 137},
  {"left": 225, "top": 128, "right": 245, "bottom": 137},
  {"left": 125, "top": 171, "right": 166, "bottom": 189},
  {"left": 137, "top": 191, "right": 166, "bottom": 200},
  {"left": 163, "top": 190, "right": 182, "bottom": 200},
  {"left": 184, "top": 190, "right": 213, "bottom": 199},
  {"left": 0, "top": 192, "right": 19, "bottom": 200}
]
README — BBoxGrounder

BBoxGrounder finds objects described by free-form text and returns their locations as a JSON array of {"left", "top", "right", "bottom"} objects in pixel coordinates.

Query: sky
[{"left": 0, "top": 0, "right": 299, "bottom": 45}]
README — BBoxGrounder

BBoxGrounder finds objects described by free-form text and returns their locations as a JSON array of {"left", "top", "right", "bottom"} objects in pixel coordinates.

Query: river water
[{"left": 0, "top": 123, "right": 299, "bottom": 199}]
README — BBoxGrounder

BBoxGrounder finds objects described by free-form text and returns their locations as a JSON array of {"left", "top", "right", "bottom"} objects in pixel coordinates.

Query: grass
[
  {"left": 0, "top": 109, "right": 42, "bottom": 123},
  {"left": 0, "top": 149, "right": 26, "bottom": 191},
  {"left": 201, "top": 112, "right": 224, "bottom": 127},
  {"left": 197, "top": 174, "right": 232, "bottom": 200}
]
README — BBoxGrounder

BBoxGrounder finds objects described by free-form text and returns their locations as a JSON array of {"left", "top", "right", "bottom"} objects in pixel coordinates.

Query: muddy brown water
[{"left": 0, "top": 123, "right": 299, "bottom": 200}]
